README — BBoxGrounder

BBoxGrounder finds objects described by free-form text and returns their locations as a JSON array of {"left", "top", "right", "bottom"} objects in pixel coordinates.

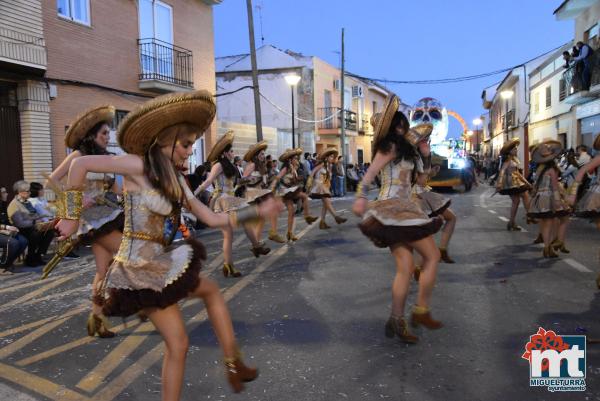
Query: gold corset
[
  {"left": 214, "top": 172, "right": 236, "bottom": 196},
  {"left": 378, "top": 159, "right": 414, "bottom": 200}
]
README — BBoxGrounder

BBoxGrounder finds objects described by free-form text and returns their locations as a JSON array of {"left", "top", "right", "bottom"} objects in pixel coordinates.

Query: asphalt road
[{"left": 0, "top": 184, "right": 599, "bottom": 401}]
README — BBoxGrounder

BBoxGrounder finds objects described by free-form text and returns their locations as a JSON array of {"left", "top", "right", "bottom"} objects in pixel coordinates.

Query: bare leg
[
  {"left": 410, "top": 236, "right": 441, "bottom": 309},
  {"left": 269, "top": 214, "right": 278, "bottom": 234},
  {"left": 556, "top": 216, "right": 568, "bottom": 243},
  {"left": 90, "top": 231, "right": 122, "bottom": 315},
  {"left": 320, "top": 200, "right": 327, "bottom": 220},
  {"left": 323, "top": 197, "right": 338, "bottom": 217},
  {"left": 222, "top": 226, "right": 233, "bottom": 265},
  {"left": 300, "top": 193, "right": 313, "bottom": 217},
  {"left": 285, "top": 200, "right": 295, "bottom": 234},
  {"left": 509, "top": 195, "right": 520, "bottom": 227},
  {"left": 389, "top": 244, "right": 414, "bottom": 317},
  {"left": 253, "top": 219, "right": 265, "bottom": 243},
  {"left": 146, "top": 305, "right": 189, "bottom": 401},
  {"left": 439, "top": 209, "right": 456, "bottom": 250},
  {"left": 243, "top": 224, "right": 259, "bottom": 247},
  {"left": 521, "top": 192, "right": 531, "bottom": 213}
]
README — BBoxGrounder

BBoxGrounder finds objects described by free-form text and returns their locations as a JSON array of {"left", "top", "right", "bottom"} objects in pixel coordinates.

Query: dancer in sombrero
[
  {"left": 240, "top": 140, "right": 282, "bottom": 243},
  {"left": 308, "top": 148, "right": 347, "bottom": 229},
  {"left": 55, "top": 90, "right": 283, "bottom": 399},
  {"left": 496, "top": 138, "right": 533, "bottom": 231},
  {"left": 195, "top": 132, "right": 272, "bottom": 278},
  {"left": 352, "top": 95, "right": 443, "bottom": 344},
  {"left": 271, "top": 148, "right": 318, "bottom": 241},
  {"left": 47, "top": 105, "right": 123, "bottom": 338},
  {"left": 527, "top": 140, "right": 570, "bottom": 258}
]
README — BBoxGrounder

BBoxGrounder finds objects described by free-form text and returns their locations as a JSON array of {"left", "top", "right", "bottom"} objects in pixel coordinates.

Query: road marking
[
  {"left": 488, "top": 210, "right": 497, "bottom": 214},
  {"left": 497, "top": 216, "right": 509, "bottom": 222},
  {"left": 20, "top": 286, "right": 87, "bottom": 308},
  {"left": 0, "top": 315, "right": 58, "bottom": 338},
  {"left": 564, "top": 258, "right": 593, "bottom": 273},
  {"left": 0, "top": 275, "right": 61, "bottom": 294}
]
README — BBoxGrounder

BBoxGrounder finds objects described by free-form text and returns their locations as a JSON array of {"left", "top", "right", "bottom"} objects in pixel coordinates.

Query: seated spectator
[
  {"left": 7, "top": 180, "right": 54, "bottom": 267},
  {"left": 0, "top": 186, "right": 28, "bottom": 273},
  {"left": 28, "top": 182, "right": 54, "bottom": 223}
]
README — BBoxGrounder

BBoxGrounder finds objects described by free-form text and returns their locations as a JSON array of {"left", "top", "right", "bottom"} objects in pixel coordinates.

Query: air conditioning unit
[
  {"left": 333, "top": 79, "right": 341, "bottom": 91},
  {"left": 352, "top": 85, "right": 363, "bottom": 98}
]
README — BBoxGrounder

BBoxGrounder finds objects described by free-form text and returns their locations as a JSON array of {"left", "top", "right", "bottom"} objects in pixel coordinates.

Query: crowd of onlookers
[{"left": 562, "top": 40, "right": 596, "bottom": 92}]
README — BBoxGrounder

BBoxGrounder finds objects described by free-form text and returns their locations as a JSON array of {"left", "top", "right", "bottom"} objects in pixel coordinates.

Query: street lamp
[
  {"left": 472, "top": 118, "right": 482, "bottom": 126},
  {"left": 285, "top": 74, "right": 301, "bottom": 148},
  {"left": 500, "top": 90, "right": 514, "bottom": 99}
]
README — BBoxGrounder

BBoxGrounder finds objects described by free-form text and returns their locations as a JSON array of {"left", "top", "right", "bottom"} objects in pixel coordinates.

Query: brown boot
[
  {"left": 542, "top": 245, "right": 558, "bottom": 258},
  {"left": 224, "top": 353, "right": 258, "bottom": 393},
  {"left": 304, "top": 215, "right": 318, "bottom": 225},
  {"left": 287, "top": 231, "right": 298, "bottom": 242},
  {"left": 334, "top": 215, "right": 347, "bottom": 224},
  {"left": 384, "top": 316, "right": 418, "bottom": 344},
  {"left": 439, "top": 247, "right": 455, "bottom": 264},
  {"left": 319, "top": 220, "right": 330, "bottom": 229},
  {"left": 551, "top": 240, "right": 570, "bottom": 254},
  {"left": 413, "top": 265, "right": 422, "bottom": 282},
  {"left": 411, "top": 306, "right": 443, "bottom": 330},
  {"left": 223, "top": 263, "right": 242, "bottom": 278},
  {"left": 86, "top": 313, "right": 116, "bottom": 338},
  {"left": 533, "top": 233, "right": 543, "bottom": 244},
  {"left": 251, "top": 243, "right": 271, "bottom": 258},
  {"left": 268, "top": 230, "right": 286, "bottom": 243}
]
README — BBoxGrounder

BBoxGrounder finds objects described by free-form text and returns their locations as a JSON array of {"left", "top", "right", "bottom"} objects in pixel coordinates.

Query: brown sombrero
[
  {"left": 404, "top": 123, "right": 434, "bottom": 146},
  {"left": 594, "top": 133, "right": 600, "bottom": 151},
  {"left": 279, "top": 148, "right": 303, "bottom": 162},
  {"left": 65, "top": 105, "right": 115, "bottom": 149},
  {"left": 244, "top": 140, "right": 268, "bottom": 162},
  {"left": 371, "top": 94, "right": 400, "bottom": 150},
  {"left": 532, "top": 139, "right": 562, "bottom": 164},
  {"left": 528, "top": 142, "right": 538, "bottom": 156},
  {"left": 206, "top": 130, "right": 235, "bottom": 162},
  {"left": 500, "top": 138, "right": 520, "bottom": 155},
  {"left": 118, "top": 90, "right": 216, "bottom": 156},
  {"left": 318, "top": 147, "right": 338, "bottom": 161}
]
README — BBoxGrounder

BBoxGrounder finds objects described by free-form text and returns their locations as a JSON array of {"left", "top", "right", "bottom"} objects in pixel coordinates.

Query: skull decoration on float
[{"left": 409, "top": 97, "right": 449, "bottom": 145}]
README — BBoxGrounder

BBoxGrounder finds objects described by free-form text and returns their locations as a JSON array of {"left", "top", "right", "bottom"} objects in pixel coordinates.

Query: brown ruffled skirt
[
  {"left": 575, "top": 183, "right": 600, "bottom": 218},
  {"left": 528, "top": 190, "right": 571, "bottom": 219},
  {"left": 416, "top": 191, "right": 451, "bottom": 217},
  {"left": 359, "top": 216, "right": 443, "bottom": 248},
  {"left": 100, "top": 239, "right": 206, "bottom": 318},
  {"left": 79, "top": 213, "right": 124, "bottom": 246},
  {"left": 499, "top": 185, "right": 530, "bottom": 195},
  {"left": 282, "top": 187, "right": 302, "bottom": 201}
]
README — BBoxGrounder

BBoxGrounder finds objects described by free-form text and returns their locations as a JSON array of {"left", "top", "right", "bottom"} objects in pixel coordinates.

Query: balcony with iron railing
[
  {"left": 317, "top": 107, "right": 357, "bottom": 133},
  {"left": 562, "top": 51, "right": 600, "bottom": 104},
  {"left": 138, "top": 38, "right": 194, "bottom": 93}
]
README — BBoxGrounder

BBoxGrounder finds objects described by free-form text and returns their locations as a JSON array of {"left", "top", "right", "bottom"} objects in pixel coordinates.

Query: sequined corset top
[
  {"left": 316, "top": 167, "right": 330, "bottom": 185},
  {"left": 378, "top": 159, "right": 414, "bottom": 200},
  {"left": 115, "top": 190, "right": 176, "bottom": 263},
  {"left": 282, "top": 169, "right": 299, "bottom": 187},
  {"left": 246, "top": 171, "right": 265, "bottom": 188},
  {"left": 84, "top": 172, "right": 110, "bottom": 199},
  {"left": 214, "top": 173, "right": 236, "bottom": 196}
]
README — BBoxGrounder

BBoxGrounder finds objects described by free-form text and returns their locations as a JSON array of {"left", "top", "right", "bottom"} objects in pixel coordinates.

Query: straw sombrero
[
  {"left": 65, "top": 105, "right": 115, "bottom": 149},
  {"left": 279, "top": 148, "right": 303, "bottom": 162},
  {"left": 500, "top": 138, "right": 520, "bottom": 155},
  {"left": 118, "top": 90, "right": 215, "bottom": 156},
  {"left": 532, "top": 139, "right": 562, "bottom": 164},
  {"left": 244, "top": 140, "right": 268, "bottom": 162},
  {"left": 594, "top": 133, "right": 600, "bottom": 151},
  {"left": 318, "top": 148, "right": 338, "bottom": 161},
  {"left": 528, "top": 143, "right": 538, "bottom": 156},
  {"left": 206, "top": 130, "right": 235, "bottom": 162},
  {"left": 404, "top": 123, "right": 434, "bottom": 146},
  {"left": 371, "top": 94, "right": 400, "bottom": 150}
]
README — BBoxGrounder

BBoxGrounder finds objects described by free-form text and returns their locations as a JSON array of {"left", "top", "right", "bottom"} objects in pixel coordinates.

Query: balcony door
[{"left": 139, "top": 0, "right": 174, "bottom": 81}]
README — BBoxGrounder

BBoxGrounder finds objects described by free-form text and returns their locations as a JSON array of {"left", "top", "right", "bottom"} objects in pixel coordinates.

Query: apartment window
[
  {"left": 585, "top": 23, "right": 599, "bottom": 44},
  {"left": 372, "top": 100, "right": 377, "bottom": 114},
  {"left": 533, "top": 92, "right": 540, "bottom": 114},
  {"left": 57, "top": 0, "right": 90, "bottom": 25},
  {"left": 545, "top": 86, "right": 552, "bottom": 108},
  {"left": 559, "top": 79, "right": 567, "bottom": 101}
]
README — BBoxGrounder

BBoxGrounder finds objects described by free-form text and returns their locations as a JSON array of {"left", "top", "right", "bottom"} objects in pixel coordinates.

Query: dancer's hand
[
  {"left": 257, "top": 197, "right": 285, "bottom": 219},
  {"left": 55, "top": 219, "right": 79, "bottom": 241},
  {"left": 352, "top": 197, "right": 367, "bottom": 216}
]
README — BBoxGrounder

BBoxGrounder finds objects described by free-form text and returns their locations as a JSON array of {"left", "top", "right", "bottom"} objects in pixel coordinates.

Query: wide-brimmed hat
[
  {"left": 318, "top": 148, "right": 338, "bottom": 161},
  {"left": 532, "top": 139, "right": 562, "bottom": 164},
  {"left": 371, "top": 94, "right": 400, "bottom": 150},
  {"left": 404, "top": 123, "right": 434, "bottom": 146},
  {"left": 65, "top": 105, "right": 115, "bottom": 149},
  {"left": 244, "top": 140, "right": 268, "bottom": 162},
  {"left": 206, "top": 130, "right": 235, "bottom": 162},
  {"left": 118, "top": 90, "right": 216, "bottom": 156},
  {"left": 594, "top": 134, "right": 600, "bottom": 151},
  {"left": 500, "top": 138, "right": 520, "bottom": 155},
  {"left": 528, "top": 143, "right": 538, "bottom": 155},
  {"left": 279, "top": 148, "right": 303, "bottom": 162}
]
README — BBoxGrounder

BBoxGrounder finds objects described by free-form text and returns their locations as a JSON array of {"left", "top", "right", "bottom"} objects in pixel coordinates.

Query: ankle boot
[
  {"left": 287, "top": 231, "right": 298, "bottom": 242},
  {"left": 334, "top": 215, "right": 347, "bottom": 224},
  {"left": 439, "top": 247, "right": 455, "bottom": 264},
  {"left": 268, "top": 230, "right": 286, "bottom": 243},
  {"left": 533, "top": 233, "right": 543, "bottom": 244},
  {"left": 319, "top": 220, "right": 330, "bottom": 229},
  {"left": 542, "top": 245, "right": 559, "bottom": 258},
  {"left": 251, "top": 243, "right": 271, "bottom": 258},
  {"left": 411, "top": 307, "right": 443, "bottom": 330},
  {"left": 384, "top": 316, "right": 418, "bottom": 344},
  {"left": 304, "top": 215, "right": 318, "bottom": 225},
  {"left": 86, "top": 313, "right": 116, "bottom": 338},
  {"left": 551, "top": 240, "right": 570, "bottom": 254},
  {"left": 507, "top": 222, "right": 521, "bottom": 231},
  {"left": 223, "top": 263, "right": 242, "bottom": 278},
  {"left": 413, "top": 265, "right": 422, "bottom": 282},
  {"left": 224, "top": 353, "right": 258, "bottom": 393}
]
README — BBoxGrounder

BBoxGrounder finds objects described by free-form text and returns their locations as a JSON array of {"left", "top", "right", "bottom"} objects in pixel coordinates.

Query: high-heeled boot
[
  {"left": 413, "top": 265, "right": 422, "bottom": 282},
  {"left": 251, "top": 242, "right": 271, "bottom": 258},
  {"left": 319, "top": 219, "right": 330, "bottom": 229},
  {"left": 334, "top": 215, "right": 347, "bottom": 224},
  {"left": 506, "top": 222, "right": 521, "bottom": 231},
  {"left": 304, "top": 215, "right": 318, "bottom": 225},
  {"left": 384, "top": 315, "right": 418, "bottom": 344},
  {"left": 86, "top": 313, "right": 116, "bottom": 338},
  {"left": 551, "top": 240, "right": 570, "bottom": 254},
  {"left": 542, "top": 245, "right": 558, "bottom": 258},
  {"left": 287, "top": 231, "right": 298, "bottom": 242},
  {"left": 439, "top": 247, "right": 455, "bottom": 263},
  {"left": 223, "top": 263, "right": 242, "bottom": 278},
  {"left": 268, "top": 230, "right": 286, "bottom": 243},
  {"left": 410, "top": 306, "right": 443, "bottom": 330},
  {"left": 533, "top": 233, "right": 543, "bottom": 244},
  {"left": 224, "top": 352, "right": 258, "bottom": 393}
]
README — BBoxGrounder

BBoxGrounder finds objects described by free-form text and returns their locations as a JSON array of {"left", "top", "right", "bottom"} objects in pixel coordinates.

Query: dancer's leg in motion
[
  {"left": 509, "top": 195, "right": 520, "bottom": 227},
  {"left": 410, "top": 236, "right": 441, "bottom": 309},
  {"left": 438, "top": 209, "right": 456, "bottom": 263},
  {"left": 90, "top": 231, "right": 121, "bottom": 315},
  {"left": 253, "top": 219, "right": 265, "bottom": 243},
  {"left": 389, "top": 244, "right": 414, "bottom": 317},
  {"left": 286, "top": 201, "right": 294, "bottom": 234},
  {"left": 323, "top": 197, "right": 337, "bottom": 217},
  {"left": 222, "top": 226, "right": 233, "bottom": 265}
]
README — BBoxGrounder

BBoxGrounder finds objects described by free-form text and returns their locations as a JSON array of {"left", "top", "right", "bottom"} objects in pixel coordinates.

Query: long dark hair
[
  {"left": 218, "top": 144, "right": 239, "bottom": 179},
  {"left": 252, "top": 154, "right": 267, "bottom": 175},
  {"left": 374, "top": 111, "right": 418, "bottom": 162},
  {"left": 75, "top": 121, "right": 110, "bottom": 155},
  {"left": 535, "top": 160, "right": 560, "bottom": 188}
]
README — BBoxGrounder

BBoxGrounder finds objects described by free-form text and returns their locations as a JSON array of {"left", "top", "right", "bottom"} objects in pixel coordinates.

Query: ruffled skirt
[
  {"left": 78, "top": 206, "right": 124, "bottom": 245},
  {"left": 498, "top": 171, "right": 530, "bottom": 195},
  {"left": 528, "top": 189, "right": 570, "bottom": 218},
  {"left": 210, "top": 193, "right": 248, "bottom": 213},
  {"left": 100, "top": 239, "right": 206, "bottom": 317},
  {"left": 359, "top": 197, "right": 443, "bottom": 248},
  {"left": 278, "top": 185, "right": 302, "bottom": 201},
  {"left": 309, "top": 181, "right": 331, "bottom": 199},
  {"left": 414, "top": 186, "right": 451, "bottom": 217},
  {"left": 575, "top": 183, "right": 600, "bottom": 218},
  {"left": 245, "top": 187, "right": 272, "bottom": 204}
]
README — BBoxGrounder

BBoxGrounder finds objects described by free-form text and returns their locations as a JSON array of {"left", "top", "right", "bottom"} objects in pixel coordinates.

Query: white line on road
[
  {"left": 564, "top": 258, "right": 593, "bottom": 273},
  {"left": 497, "top": 216, "right": 509, "bottom": 222},
  {"left": 488, "top": 210, "right": 497, "bottom": 214}
]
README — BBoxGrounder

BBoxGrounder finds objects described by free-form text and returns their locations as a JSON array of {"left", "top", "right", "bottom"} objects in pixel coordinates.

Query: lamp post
[
  {"left": 285, "top": 74, "right": 301, "bottom": 148},
  {"left": 472, "top": 118, "right": 482, "bottom": 154}
]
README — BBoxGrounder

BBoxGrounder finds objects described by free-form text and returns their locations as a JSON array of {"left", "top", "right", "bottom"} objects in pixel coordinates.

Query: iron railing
[
  {"left": 563, "top": 51, "right": 600, "bottom": 96},
  {"left": 317, "top": 107, "right": 357, "bottom": 131},
  {"left": 138, "top": 38, "right": 193, "bottom": 88}
]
